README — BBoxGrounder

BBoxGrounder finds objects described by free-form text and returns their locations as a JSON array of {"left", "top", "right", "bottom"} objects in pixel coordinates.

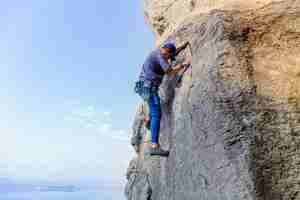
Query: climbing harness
[{"left": 134, "top": 80, "right": 159, "bottom": 102}]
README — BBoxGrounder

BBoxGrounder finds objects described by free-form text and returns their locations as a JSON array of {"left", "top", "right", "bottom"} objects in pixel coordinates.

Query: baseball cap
[{"left": 162, "top": 42, "right": 176, "bottom": 61}]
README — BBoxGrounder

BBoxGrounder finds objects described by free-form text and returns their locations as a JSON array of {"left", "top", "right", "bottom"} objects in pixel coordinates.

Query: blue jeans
[
  {"left": 147, "top": 91, "right": 161, "bottom": 144},
  {"left": 135, "top": 81, "right": 161, "bottom": 144}
]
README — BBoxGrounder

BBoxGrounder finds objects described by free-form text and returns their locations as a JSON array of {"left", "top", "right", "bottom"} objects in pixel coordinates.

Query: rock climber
[{"left": 134, "top": 41, "right": 191, "bottom": 157}]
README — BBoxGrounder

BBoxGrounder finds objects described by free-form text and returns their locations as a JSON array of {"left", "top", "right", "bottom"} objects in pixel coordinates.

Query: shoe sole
[{"left": 150, "top": 152, "right": 169, "bottom": 157}]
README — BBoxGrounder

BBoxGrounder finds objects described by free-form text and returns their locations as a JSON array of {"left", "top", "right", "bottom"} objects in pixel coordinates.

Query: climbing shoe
[{"left": 149, "top": 147, "right": 169, "bottom": 157}]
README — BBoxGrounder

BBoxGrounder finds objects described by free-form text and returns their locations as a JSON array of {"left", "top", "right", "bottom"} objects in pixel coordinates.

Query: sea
[{"left": 0, "top": 189, "right": 125, "bottom": 200}]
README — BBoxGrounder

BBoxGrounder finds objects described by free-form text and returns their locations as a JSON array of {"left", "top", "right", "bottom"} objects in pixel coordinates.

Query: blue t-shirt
[{"left": 138, "top": 49, "right": 170, "bottom": 87}]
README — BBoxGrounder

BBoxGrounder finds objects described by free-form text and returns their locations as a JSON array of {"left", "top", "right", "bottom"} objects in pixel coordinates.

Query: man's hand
[
  {"left": 165, "top": 58, "right": 191, "bottom": 76},
  {"left": 175, "top": 41, "right": 190, "bottom": 56},
  {"left": 182, "top": 58, "right": 191, "bottom": 66},
  {"left": 183, "top": 41, "right": 190, "bottom": 49}
]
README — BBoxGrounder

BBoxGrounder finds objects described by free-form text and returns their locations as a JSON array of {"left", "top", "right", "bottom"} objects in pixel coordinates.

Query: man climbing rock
[{"left": 134, "top": 41, "right": 191, "bottom": 157}]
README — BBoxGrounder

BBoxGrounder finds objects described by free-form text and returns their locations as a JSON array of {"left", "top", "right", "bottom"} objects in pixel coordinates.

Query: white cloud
[
  {"left": 65, "top": 105, "right": 129, "bottom": 142},
  {"left": 97, "top": 123, "right": 112, "bottom": 133},
  {"left": 103, "top": 111, "right": 111, "bottom": 116},
  {"left": 111, "top": 135, "right": 130, "bottom": 142},
  {"left": 87, "top": 105, "right": 94, "bottom": 111}
]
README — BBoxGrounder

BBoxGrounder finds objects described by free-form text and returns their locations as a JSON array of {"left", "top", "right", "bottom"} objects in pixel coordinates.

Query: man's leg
[
  {"left": 147, "top": 92, "right": 169, "bottom": 157},
  {"left": 147, "top": 92, "right": 161, "bottom": 148}
]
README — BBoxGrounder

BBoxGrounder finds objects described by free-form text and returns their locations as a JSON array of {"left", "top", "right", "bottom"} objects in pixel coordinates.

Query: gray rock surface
[{"left": 125, "top": 1, "right": 300, "bottom": 200}]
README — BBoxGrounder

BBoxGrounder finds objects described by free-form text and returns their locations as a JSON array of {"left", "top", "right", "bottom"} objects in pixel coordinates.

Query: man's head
[{"left": 160, "top": 42, "right": 176, "bottom": 61}]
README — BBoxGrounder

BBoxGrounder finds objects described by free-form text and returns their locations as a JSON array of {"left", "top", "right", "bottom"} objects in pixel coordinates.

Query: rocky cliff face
[{"left": 125, "top": 1, "right": 300, "bottom": 200}]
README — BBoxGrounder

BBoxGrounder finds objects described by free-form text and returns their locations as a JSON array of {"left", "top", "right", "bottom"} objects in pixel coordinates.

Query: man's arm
[
  {"left": 175, "top": 41, "right": 190, "bottom": 56},
  {"left": 165, "top": 62, "right": 190, "bottom": 76}
]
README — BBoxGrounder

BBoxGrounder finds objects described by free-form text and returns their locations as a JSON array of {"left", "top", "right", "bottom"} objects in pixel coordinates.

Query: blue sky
[{"left": 0, "top": 0, "right": 154, "bottom": 187}]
